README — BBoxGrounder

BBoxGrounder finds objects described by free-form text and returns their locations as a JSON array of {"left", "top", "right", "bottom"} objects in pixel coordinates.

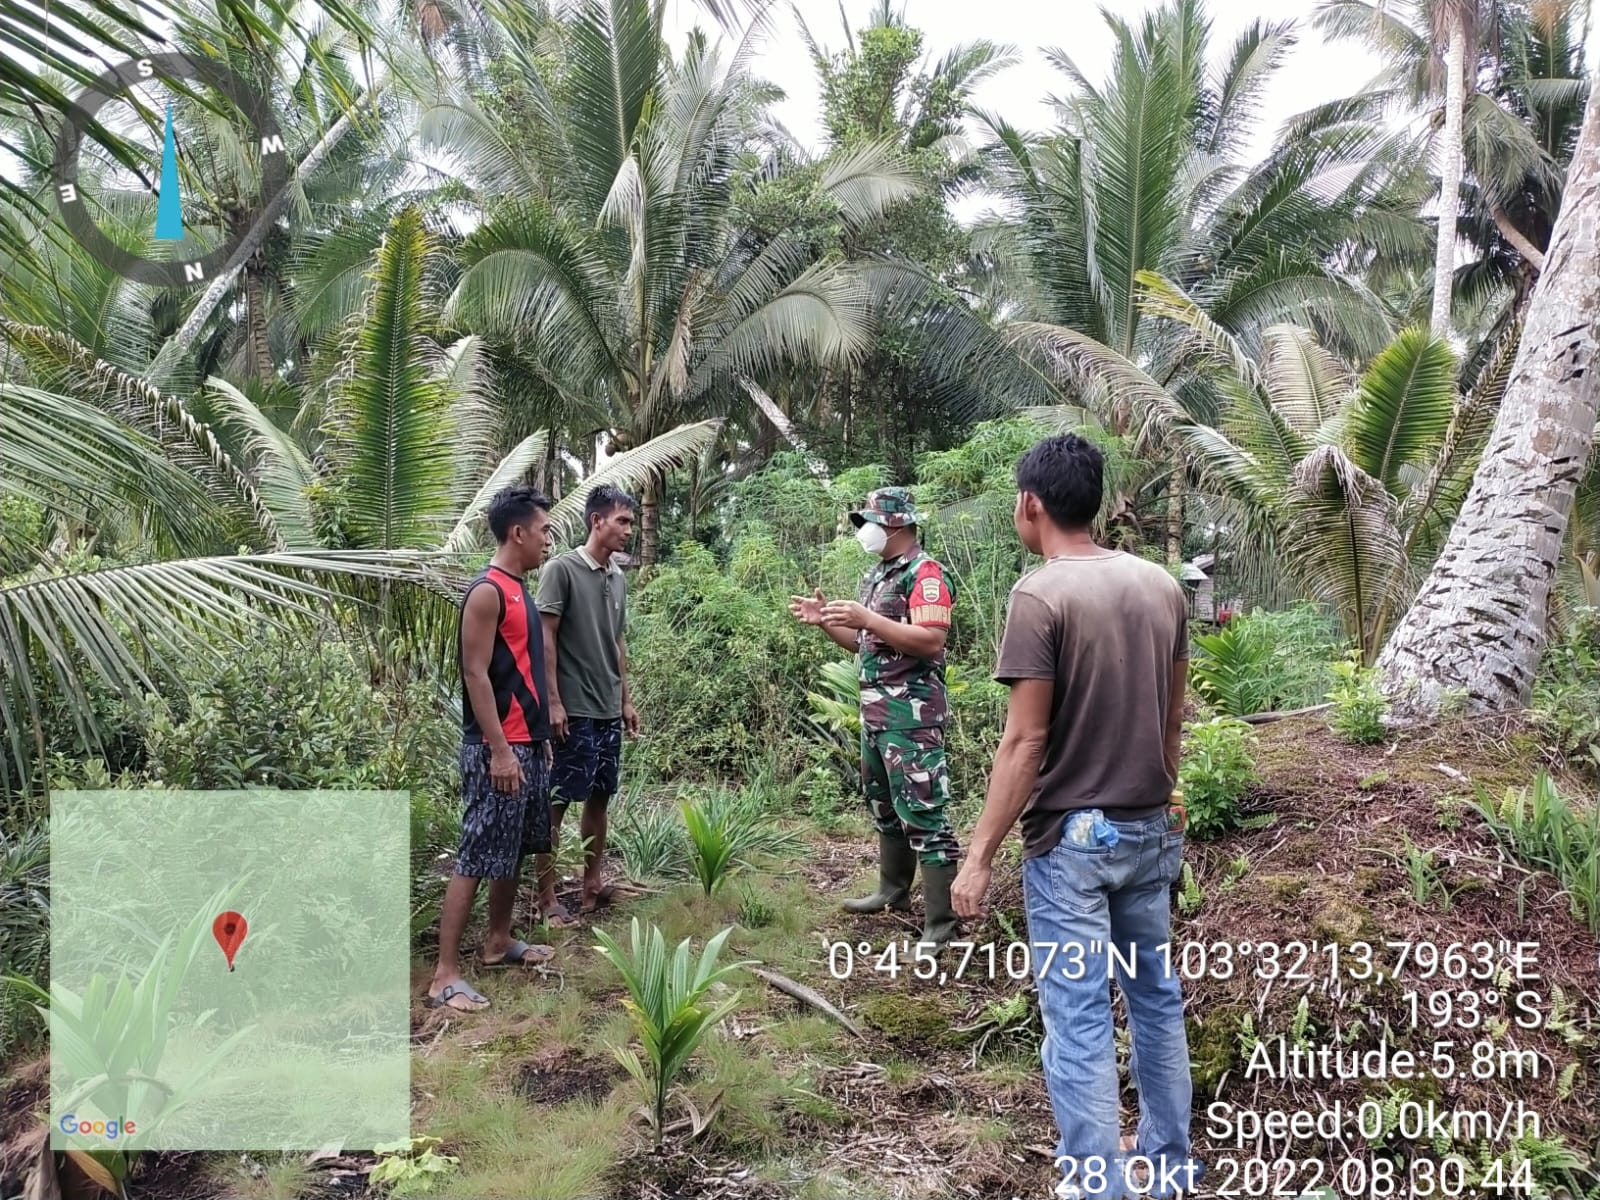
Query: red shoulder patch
[{"left": 908, "top": 560, "right": 952, "bottom": 627}]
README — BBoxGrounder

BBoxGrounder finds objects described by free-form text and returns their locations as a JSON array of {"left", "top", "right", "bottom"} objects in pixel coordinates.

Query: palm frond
[
  {"left": 1287, "top": 443, "right": 1407, "bottom": 660},
  {"left": 1341, "top": 326, "right": 1458, "bottom": 492},
  {"left": 562, "top": 0, "right": 666, "bottom": 216},
  {"left": 690, "top": 260, "right": 874, "bottom": 395},
  {"left": 438, "top": 336, "right": 501, "bottom": 510},
  {"left": 333, "top": 208, "right": 455, "bottom": 550},
  {"left": 547, "top": 421, "right": 722, "bottom": 545},
  {"left": 1, "top": 320, "right": 282, "bottom": 548},
  {"left": 1008, "top": 321, "right": 1190, "bottom": 440},
  {"left": 1260, "top": 324, "right": 1353, "bottom": 435},
  {"left": 1206, "top": 18, "right": 1297, "bottom": 158},
  {"left": 816, "top": 140, "right": 925, "bottom": 228},
  {"left": 1399, "top": 317, "right": 1519, "bottom": 563},
  {"left": 0, "top": 550, "right": 458, "bottom": 792},
  {"left": 441, "top": 432, "right": 551, "bottom": 554},
  {"left": 1136, "top": 270, "right": 1262, "bottom": 393},
  {"left": 0, "top": 383, "right": 217, "bottom": 549},
  {"left": 204, "top": 378, "right": 320, "bottom": 548}
]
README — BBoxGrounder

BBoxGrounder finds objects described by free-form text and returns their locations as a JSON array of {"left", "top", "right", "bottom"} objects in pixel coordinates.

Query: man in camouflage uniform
[{"left": 789, "top": 487, "right": 961, "bottom": 953}]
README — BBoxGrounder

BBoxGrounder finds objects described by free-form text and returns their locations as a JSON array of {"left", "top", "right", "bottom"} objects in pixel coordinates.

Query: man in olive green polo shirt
[{"left": 534, "top": 485, "right": 639, "bottom": 923}]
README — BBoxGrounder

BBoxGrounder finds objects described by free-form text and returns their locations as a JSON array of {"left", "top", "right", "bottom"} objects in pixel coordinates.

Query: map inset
[{"left": 48, "top": 790, "right": 411, "bottom": 1150}]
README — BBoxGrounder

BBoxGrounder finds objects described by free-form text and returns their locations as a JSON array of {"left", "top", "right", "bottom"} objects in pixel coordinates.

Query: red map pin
[{"left": 213, "top": 911, "right": 248, "bottom": 971}]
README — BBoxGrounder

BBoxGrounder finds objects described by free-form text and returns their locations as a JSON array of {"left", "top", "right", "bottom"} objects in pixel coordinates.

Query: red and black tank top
[{"left": 459, "top": 564, "right": 549, "bottom": 744}]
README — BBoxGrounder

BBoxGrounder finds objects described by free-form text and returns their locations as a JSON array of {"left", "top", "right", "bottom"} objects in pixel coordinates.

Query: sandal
[
  {"left": 428, "top": 980, "right": 489, "bottom": 1011},
  {"left": 580, "top": 883, "right": 622, "bottom": 913},
  {"left": 537, "top": 903, "right": 580, "bottom": 928},
  {"left": 481, "top": 939, "right": 554, "bottom": 968}
]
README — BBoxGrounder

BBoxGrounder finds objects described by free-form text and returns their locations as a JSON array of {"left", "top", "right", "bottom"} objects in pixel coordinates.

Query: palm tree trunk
[
  {"left": 1493, "top": 206, "right": 1547, "bottom": 271},
  {"left": 1166, "top": 462, "right": 1184, "bottom": 567},
  {"left": 1430, "top": 13, "right": 1468, "bottom": 335},
  {"left": 1378, "top": 78, "right": 1600, "bottom": 716},
  {"left": 640, "top": 478, "right": 660, "bottom": 568},
  {"left": 146, "top": 84, "right": 384, "bottom": 384},
  {"left": 244, "top": 266, "right": 272, "bottom": 381}
]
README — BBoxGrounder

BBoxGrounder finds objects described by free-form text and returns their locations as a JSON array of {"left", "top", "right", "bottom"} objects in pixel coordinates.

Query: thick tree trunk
[
  {"left": 1378, "top": 77, "right": 1600, "bottom": 717},
  {"left": 1430, "top": 16, "right": 1468, "bottom": 335}
]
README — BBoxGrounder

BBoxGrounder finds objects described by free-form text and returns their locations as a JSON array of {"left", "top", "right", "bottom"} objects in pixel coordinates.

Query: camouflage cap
[{"left": 849, "top": 487, "right": 927, "bottom": 529}]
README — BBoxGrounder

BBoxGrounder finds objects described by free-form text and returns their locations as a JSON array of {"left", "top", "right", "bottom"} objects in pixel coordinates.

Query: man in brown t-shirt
[{"left": 953, "top": 434, "right": 1202, "bottom": 1200}]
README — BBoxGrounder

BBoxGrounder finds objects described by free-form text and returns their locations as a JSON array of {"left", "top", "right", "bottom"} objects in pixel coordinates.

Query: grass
[
  {"left": 435, "top": 1099, "right": 631, "bottom": 1199},
  {"left": 687, "top": 1034, "right": 798, "bottom": 1154},
  {"left": 1474, "top": 771, "right": 1600, "bottom": 933},
  {"left": 14, "top": 721, "right": 1600, "bottom": 1200},
  {"left": 208, "top": 1156, "right": 316, "bottom": 1200}
]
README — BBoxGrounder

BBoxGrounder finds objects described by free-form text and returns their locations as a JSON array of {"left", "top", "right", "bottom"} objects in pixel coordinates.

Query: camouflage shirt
[{"left": 857, "top": 546, "right": 955, "bottom": 731}]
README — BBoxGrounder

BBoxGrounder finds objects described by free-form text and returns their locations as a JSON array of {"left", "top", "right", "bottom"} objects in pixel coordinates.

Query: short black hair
[
  {"left": 1015, "top": 434, "right": 1103, "bottom": 529},
  {"left": 586, "top": 484, "right": 637, "bottom": 528},
  {"left": 486, "top": 485, "right": 550, "bottom": 542}
]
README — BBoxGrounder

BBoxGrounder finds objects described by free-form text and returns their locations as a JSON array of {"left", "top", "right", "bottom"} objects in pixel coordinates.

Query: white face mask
[{"left": 855, "top": 521, "right": 889, "bottom": 555}]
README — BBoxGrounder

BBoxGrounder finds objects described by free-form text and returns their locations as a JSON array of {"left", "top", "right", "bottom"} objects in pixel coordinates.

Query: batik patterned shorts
[
  {"left": 457, "top": 741, "right": 551, "bottom": 880},
  {"left": 550, "top": 717, "right": 623, "bottom": 808}
]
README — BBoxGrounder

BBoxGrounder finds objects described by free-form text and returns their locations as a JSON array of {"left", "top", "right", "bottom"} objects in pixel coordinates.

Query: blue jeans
[{"left": 1023, "top": 811, "right": 1202, "bottom": 1200}]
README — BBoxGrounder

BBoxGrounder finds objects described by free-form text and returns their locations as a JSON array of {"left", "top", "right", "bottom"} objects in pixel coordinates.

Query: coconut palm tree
[
  {"left": 1024, "top": 269, "right": 1505, "bottom": 661},
  {"left": 0, "top": 0, "right": 430, "bottom": 386},
  {"left": 979, "top": 0, "right": 1424, "bottom": 553},
  {"left": 0, "top": 0, "right": 374, "bottom": 136},
  {"left": 1377, "top": 76, "right": 1600, "bottom": 716},
  {"left": 1311, "top": 0, "right": 1591, "bottom": 332},
  {"left": 205, "top": 206, "right": 722, "bottom": 553},
  {"left": 0, "top": 361, "right": 461, "bottom": 792},
  {"left": 422, "top": 0, "right": 1028, "bottom": 563},
  {"left": 0, "top": 206, "right": 718, "bottom": 794}
]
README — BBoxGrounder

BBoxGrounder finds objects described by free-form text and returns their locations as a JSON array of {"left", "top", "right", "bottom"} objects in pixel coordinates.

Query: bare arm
[
  {"left": 966, "top": 678, "right": 1051, "bottom": 869},
  {"left": 541, "top": 611, "right": 568, "bottom": 739},
  {"left": 951, "top": 677, "right": 1052, "bottom": 918},
  {"left": 541, "top": 612, "right": 561, "bottom": 707},
  {"left": 463, "top": 586, "right": 509, "bottom": 748},
  {"left": 618, "top": 637, "right": 639, "bottom": 734},
  {"left": 1166, "top": 659, "right": 1187, "bottom": 782},
  {"left": 823, "top": 622, "right": 859, "bottom": 651},
  {"left": 463, "top": 585, "right": 522, "bottom": 793}
]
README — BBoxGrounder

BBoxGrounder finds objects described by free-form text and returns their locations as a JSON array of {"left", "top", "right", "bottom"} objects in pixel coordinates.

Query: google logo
[{"left": 58, "top": 1114, "right": 136, "bottom": 1139}]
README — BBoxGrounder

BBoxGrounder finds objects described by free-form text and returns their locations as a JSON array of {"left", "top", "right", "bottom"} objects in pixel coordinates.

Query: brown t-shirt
[{"left": 994, "top": 552, "right": 1189, "bottom": 858}]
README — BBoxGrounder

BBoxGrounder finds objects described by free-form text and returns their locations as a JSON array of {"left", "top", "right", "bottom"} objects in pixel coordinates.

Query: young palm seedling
[{"left": 592, "top": 919, "right": 752, "bottom": 1149}]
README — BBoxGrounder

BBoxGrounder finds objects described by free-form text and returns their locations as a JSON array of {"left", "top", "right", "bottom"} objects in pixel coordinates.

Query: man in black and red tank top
[{"left": 429, "top": 486, "right": 557, "bottom": 1013}]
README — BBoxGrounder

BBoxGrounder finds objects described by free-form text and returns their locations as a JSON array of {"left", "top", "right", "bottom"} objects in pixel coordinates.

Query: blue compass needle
[{"left": 155, "top": 102, "right": 184, "bottom": 240}]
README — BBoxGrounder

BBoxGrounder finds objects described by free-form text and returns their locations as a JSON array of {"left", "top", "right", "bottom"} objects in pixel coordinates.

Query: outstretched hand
[
  {"left": 820, "top": 600, "right": 871, "bottom": 631},
  {"left": 789, "top": 587, "right": 827, "bottom": 626}
]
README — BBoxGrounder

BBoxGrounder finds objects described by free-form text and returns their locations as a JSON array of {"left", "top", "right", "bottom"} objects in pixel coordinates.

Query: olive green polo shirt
[{"left": 535, "top": 545, "right": 627, "bottom": 719}]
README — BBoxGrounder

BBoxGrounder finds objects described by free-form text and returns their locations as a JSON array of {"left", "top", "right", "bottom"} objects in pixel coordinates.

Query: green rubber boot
[
  {"left": 915, "top": 861, "right": 961, "bottom": 955},
  {"left": 842, "top": 833, "right": 916, "bottom": 913}
]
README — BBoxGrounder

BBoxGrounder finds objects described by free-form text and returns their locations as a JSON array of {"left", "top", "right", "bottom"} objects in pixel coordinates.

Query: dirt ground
[{"left": 4, "top": 715, "right": 1598, "bottom": 1200}]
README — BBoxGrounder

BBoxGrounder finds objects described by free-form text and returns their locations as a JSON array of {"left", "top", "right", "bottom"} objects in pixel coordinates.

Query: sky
[
  {"left": 663, "top": 0, "right": 1600, "bottom": 217},
  {"left": 664, "top": 0, "right": 1380, "bottom": 158}
]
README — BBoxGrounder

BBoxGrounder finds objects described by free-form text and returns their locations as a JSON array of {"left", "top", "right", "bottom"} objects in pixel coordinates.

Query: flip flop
[
  {"left": 537, "top": 904, "right": 580, "bottom": 928},
  {"left": 428, "top": 981, "right": 489, "bottom": 1011},
  {"left": 580, "top": 883, "right": 624, "bottom": 913},
  {"left": 481, "top": 939, "right": 554, "bottom": 968}
]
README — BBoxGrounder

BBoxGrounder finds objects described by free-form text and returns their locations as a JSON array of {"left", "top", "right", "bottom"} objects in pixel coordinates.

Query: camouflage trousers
[{"left": 860, "top": 726, "right": 959, "bottom": 866}]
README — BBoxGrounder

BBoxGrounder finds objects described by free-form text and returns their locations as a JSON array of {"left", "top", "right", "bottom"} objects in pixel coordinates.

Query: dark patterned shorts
[
  {"left": 550, "top": 717, "right": 623, "bottom": 808},
  {"left": 457, "top": 742, "right": 551, "bottom": 880}
]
